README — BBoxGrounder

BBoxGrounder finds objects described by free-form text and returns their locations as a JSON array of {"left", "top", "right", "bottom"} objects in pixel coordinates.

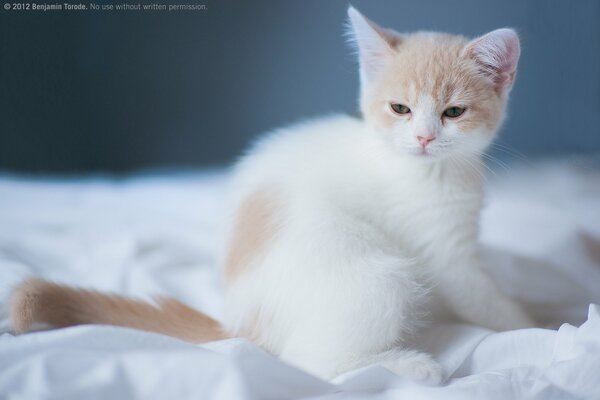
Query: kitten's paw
[
  {"left": 382, "top": 351, "right": 445, "bottom": 385},
  {"left": 405, "top": 358, "right": 445, "bottom": 385}
]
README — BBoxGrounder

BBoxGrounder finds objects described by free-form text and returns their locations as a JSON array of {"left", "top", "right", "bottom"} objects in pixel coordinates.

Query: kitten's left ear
[
  {"left": 465, "top": 28, "right": 521, "bottom": 94},
  {"left": 347, "top": 6, "right": 401, "bottom": 85}
]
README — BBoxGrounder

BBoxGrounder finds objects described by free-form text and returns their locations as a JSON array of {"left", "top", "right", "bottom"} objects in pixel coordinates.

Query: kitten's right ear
[{"left": 347, "top": 6, "right": 401, "bottom": 84}]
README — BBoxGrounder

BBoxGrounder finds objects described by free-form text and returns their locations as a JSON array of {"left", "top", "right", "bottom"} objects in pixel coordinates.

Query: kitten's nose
[{"left": 417, "top": 135, "right": 436, "bottom": 147}]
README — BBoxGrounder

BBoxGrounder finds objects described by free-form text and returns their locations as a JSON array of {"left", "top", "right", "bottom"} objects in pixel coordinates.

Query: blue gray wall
[{"left": 1, "top": 0, "right": 599, "bottom": 172}]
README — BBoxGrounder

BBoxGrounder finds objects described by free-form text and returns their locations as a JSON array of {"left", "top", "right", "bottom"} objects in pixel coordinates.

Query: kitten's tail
[{"left": 8, "top": 278, "right": 228, "bottom": 343}]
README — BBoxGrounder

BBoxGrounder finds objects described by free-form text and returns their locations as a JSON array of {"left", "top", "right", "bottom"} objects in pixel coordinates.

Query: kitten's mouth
[
  {"left": 397, "top": 143, "right": 440, "bottom": 159},
  {"left": 416, "top": 147, "right": 436, "bottom": 157},
  {"left": 411, "top": 147, "right": 443, "bottom": 159}
]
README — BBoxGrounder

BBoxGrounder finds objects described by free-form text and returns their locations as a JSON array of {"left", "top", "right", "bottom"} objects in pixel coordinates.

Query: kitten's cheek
[
  {"left": 391, "top": 135, "right": 407, "bottom": 151},
  {"left": 468, "top": 132, "right": 494, "bottom": 151},
  {"left": 391, "top": 136, "right": 417, "bottom": 155}
]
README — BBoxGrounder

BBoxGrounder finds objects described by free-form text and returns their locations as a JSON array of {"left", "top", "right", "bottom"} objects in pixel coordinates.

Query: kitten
[{"left": 8, "top": 7, "right": 535, "bottom": 384}]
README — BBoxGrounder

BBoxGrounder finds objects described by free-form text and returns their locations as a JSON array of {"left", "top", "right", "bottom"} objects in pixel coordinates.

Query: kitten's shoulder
[
  {"left": 231, "top": 114, "right": 367, "bottom": 189},
  {"left": 238, "top": 114, "right": 365, "bottom": 166},
  {"left": 254, "top": 114, "right": 364, "bottom": 152}
]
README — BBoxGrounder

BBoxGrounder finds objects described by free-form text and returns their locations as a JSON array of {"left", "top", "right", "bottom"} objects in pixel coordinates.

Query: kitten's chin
[{"left": 399, "top": 146, "right": 446, "bottom": 161}]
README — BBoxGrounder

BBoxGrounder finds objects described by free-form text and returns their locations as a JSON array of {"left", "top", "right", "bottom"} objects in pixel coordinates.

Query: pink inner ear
[{"left": 467, "top": 29, "right": 521, "bottom": 92}]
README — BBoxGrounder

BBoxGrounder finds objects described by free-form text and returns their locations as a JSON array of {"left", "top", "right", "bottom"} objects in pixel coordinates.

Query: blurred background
[{"left": 1, "top": 0, "right": 599, "bottom": 173}]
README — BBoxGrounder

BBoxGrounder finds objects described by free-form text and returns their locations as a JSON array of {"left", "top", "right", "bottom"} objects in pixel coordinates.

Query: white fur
[
  {"left": 221, "top": 116, "right": 534, "bottom": 382},
  {"left": 219, "top": 8, "right": 534, "bottom": 384}
]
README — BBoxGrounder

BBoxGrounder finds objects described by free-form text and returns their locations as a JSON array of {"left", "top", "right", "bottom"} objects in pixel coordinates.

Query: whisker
[
  {"left": 450, "top": 155, "right": 488, "bottom": 183},
  {"left": 474, "top": 154, "right": 498, "bottom": 178},
  {"left": 481, "top": 153, "right": 509, "bottom": 174},
  {"left": 489, "top": 142, "right": 531, "bottom": 165}
]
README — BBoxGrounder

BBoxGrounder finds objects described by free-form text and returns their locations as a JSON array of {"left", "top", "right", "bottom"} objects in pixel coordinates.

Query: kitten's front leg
[{"left": 436, "top": 255, "right": 536, "bottom": 331}]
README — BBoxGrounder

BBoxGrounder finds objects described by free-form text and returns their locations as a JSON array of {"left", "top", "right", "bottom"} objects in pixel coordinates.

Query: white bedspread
[{"left": 1, "top": 160, "right": 599, "bottom": 399}]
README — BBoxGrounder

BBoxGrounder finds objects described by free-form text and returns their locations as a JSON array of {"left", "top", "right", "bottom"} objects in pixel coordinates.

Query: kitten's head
[{"left": 347, "top": 7, "right": 520, "bottom": 160}]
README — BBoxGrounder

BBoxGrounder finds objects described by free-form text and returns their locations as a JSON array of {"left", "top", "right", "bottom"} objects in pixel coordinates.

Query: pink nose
[{"left": 417, "top": 135, "right": 436, "bottom": 147}]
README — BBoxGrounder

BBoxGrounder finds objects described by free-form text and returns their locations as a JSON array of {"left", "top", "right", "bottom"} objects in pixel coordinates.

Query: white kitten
[{"left": 9, "top": 7, "right": 535, "bottom": 385}]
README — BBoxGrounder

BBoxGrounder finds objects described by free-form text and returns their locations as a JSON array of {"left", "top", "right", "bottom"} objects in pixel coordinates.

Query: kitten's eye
[
  {"left": 390, "top": 103, "right": 411, "bottom": 115},
  {"left": 443, "top": 106, "right": 466, "bottom": 118}
]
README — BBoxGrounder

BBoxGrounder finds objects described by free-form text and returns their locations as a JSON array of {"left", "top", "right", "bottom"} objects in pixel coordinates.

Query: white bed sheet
[{"left": 1, "top": 160, "right": 599, "bottom": 399}]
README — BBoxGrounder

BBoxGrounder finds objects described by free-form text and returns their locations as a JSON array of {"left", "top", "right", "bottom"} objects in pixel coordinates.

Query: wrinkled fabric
[{"left": 0, "top": 160, "right": 599, "bottom": 399}]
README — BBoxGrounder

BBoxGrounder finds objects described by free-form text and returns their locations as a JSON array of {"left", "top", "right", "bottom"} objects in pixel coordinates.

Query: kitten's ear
[
  {"left": 465, "top": 28, "right": 521, "bottom": 94},
  {"left": 347, "top": 6, "right": 401, "bottom": 84}
]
